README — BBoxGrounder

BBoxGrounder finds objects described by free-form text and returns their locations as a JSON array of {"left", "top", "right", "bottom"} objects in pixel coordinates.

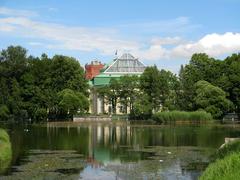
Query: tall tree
[
  {"left": 179, "top": 53, "right": 221, "bottom": 110},
  {"left": 140, "top": 66, "right": 162, "bottom": 113},
  {"left": 194, "top": 80, "right": 233, "bottom": 119},
  {"left": 50, "top": 55, "right": 88, "bottom": 94}
]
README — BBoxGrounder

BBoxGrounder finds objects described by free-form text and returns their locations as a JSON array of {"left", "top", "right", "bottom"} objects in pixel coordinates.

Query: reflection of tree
[
  {"left": 13, "top": 124, "right": 240, "bottom": 169},
  {"left": 0, "top": 128, "right": 12, "bottom": 174}
]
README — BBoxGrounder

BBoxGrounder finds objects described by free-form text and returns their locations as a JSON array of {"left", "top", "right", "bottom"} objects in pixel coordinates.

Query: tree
[
  {"left": 179, "top": 53, "right": 222, "bottom": 110},
  {"left": 194, "top": 81, "right": 233, "bottom": 119},
  {"left": 0, "top": 46, "right": 28, "bottom": 120},
  {"left": 219, "top": 54, "right": 240, "bottom": 116},
  {"left": 140, "top": 66, "right": 177, "bottom": 113},
  {"left": 118, "top": 75, "right": 139, "bottom": 113},
  {"left": 108, "top": 78, "right": 120, "bottom": 114},
  {"left": 140, "top": 66, "right": 162, "bottom": 113},
  {"left": 50, "top": 55, "right": 88, "bottom": 95},
  {"left": 130, "top": 93, "right": 152, "bottom": 120},
  {"left": 0, "top": 46, "right": 89, "bottom": 122},
  {"left": 0, "top": 46, "right": 28, "bottom": 79},
  {"left": 57, "top": 89, "right": 89, "bottom": 119},
  {"left": 0, "top": 105, "right": 9, "bottom": 120}
]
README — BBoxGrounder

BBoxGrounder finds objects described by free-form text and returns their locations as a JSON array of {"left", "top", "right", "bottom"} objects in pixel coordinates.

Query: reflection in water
[
  {"left": 104, "top": 126, "right": 109, "bottom": 146},
  {"left": 1, "top": 124, "right": 240, "bottom": 179},
  {"left": 116, "top": 126, "right": 121, "bottom": 144}
]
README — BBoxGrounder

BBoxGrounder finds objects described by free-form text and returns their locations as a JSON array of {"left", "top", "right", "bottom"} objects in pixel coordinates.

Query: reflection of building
[{"left": 85, "top": 53, "right": 146, "bottom": 114}]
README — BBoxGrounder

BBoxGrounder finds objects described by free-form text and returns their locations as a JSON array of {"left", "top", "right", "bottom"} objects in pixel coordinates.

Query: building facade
[{"left": 85, "top": 53, "right": 146, "bottom": 114}]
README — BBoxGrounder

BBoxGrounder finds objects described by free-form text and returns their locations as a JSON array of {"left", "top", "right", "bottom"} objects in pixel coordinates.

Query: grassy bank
[
  {"left": 213, "top": 140, "right": 240, "bottom": 160},
  {"left": 0, "top": 128, "right": 12, "bottom": 174},
  {"left": 200, "top": 152, "right": 240, "bottom": 180},
  {"left": 200, "top": 140, "right": 240, "bottom": 179},
  {"left": 152, "top": 111, "right": 212, "bottom": 124}
]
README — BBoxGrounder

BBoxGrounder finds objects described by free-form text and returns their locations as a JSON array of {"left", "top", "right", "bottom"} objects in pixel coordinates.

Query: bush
[
  {"left": 200, "top": 152, "right": 240, "bottom": 180},
  {"left": 152, "top": 110, "right": 212, "bottom": 124},
  {"left": 33, "top": 108, "right": 47, "bottom": 122},
  {"left": 212, "top": 140, "right": 240, "bottom": 160},
  {"left": 0, "top": 129, "right": 12, "bottom": 174}
]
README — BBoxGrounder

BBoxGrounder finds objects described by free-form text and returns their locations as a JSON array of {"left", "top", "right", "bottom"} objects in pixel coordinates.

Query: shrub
[
  {"left": 152, "top": 110, "right": 212, "bottom": 124},
  {"left": 200, "top": 152, "right": 240, "bottom": 180},
  {"left": 212, "top": 140, "right": 240, "bottom": 160},
  {"left": 33, "top": 108, "right": 47, "bottom": 122},
  {"left": 0, "top": 129, "right": 12, "bottom": 174}
]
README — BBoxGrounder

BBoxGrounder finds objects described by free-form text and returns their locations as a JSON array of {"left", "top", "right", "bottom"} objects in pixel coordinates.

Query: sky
[{"left": 0, "top": 0, "right": 240, "bottom": 73}]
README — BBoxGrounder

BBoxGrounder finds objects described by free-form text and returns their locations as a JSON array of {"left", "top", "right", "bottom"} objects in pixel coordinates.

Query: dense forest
[
  {"left": 0, "top": 45, "right": 240, "bottom": 122},
  {"left": 0, "top": 46, "right": 89, "bottom": 122}
]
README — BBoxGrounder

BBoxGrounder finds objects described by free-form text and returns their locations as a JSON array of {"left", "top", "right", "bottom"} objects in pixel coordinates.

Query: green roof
[
  {"left": 96, "top": 73, "right": 121, "bottom": 78},
  {"left": 92, "top": 73, "right": 121, "bottom": 86},
  {"left": 90, "top": 53, "right": 146, "bottom": 86}
]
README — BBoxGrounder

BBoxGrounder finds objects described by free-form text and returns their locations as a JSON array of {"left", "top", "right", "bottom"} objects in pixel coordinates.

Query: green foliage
[
  {"left": 152, "top": 111, "right": 212, "bottom": 124},
  {"left": 130, "top": 93, "right": 152, "bottom": 120},
  {"left": 212, "top": 140, "right": 240, "bottom": 160},
  {"left": 0, "top": 105, "right": 9, "bottom": 119},
  {"left": 179, "top": 53, "right": 240, "bottom": 118},
  {"left": 50, "top": 55, "right": 88, "bottom": 94},
  {"left": 140, "top": 66, "right": 179, "bottom": 113},
  {"left": 194, "top": 80, "right": 233, "bottom": 119},
  {"left": 97, "top": 75, "right": 140, "bottom": 114},
  {"left": 179, "top": 53, "right": 223, "bottom": 110},
  {"left": 0, "top": 129, "right": 12, "bottom": 174},
  {"left": 58, "top": 89, "right": 89, "bottom": 117},
  {"left": 33, "top": 108, "right": 47, "bottom": 122},
  {"left": 0, "top": 46, "right": 89, "bottom": 122},
  {"left": 140, "top": 66, "right": 162, "bottom": 113},
  {"left": 200, "top": 152, "right": 240, "bottom": 180}
]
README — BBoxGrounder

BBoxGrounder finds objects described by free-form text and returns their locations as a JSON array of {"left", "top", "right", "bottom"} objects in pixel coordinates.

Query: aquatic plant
[{"left": 152, "top": 110, "right": 212, "bottom": 124}]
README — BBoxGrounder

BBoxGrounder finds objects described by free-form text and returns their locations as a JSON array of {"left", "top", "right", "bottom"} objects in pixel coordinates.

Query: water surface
[{"left": 1, "top": 123, "right": 240, "bottom": 179}]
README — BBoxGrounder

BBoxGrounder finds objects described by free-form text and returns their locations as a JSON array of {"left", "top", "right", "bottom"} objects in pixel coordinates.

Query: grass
[
  {"left": 0, "top": 128, "right": 12, "bottom": 174},
  {"left": 152, "top": 110, "right": 212, "bottom": 124},
  {"left": 200, "top": 139, "right": 240, "bottom": 179},
  {"left": 200, "top": 152, "right": 240, "bottom": 180},
  {"left": 212, "top": 140, "right": 240, "bottom": 160}
]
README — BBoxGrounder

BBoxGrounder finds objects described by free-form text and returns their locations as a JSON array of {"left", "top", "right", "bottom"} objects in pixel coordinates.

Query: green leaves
[
  {"left": 0, "top": 46, "right": 89, "bottom": 122},
  {"left": 194, "top": 80, "right": 233, "bottom": 119},
  {"left": 58, "top": 89, "right": 89, "bottom": 116},
  {"left": 140, "top": 66, "right": 178, "bottom": 113},
  {"left": 50, "top": 55, "right": 88, "bottom": 94}
]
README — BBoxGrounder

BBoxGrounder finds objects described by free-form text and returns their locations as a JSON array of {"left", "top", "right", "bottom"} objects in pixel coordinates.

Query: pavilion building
[{"left": 86, "top": 53, "right": 146, "bottom": 114}]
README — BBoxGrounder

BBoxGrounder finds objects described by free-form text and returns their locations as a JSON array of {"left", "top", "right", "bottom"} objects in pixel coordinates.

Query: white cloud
[
  {"left": 131, "top": 33, "right": 240, "bottom": 61},
  {"left": 0, "top": 7, "right": 38, "bottom": 17},
  {"left": 0, "top": 16, "right": 140, "bottom": 55},
  {"left": 28, "top": 42, "right": 43, "bottom": 46},
  {"left": 48, "top": 7, "right": 58, "bottom": 12},
  {"left": 171, "top": 32, "right": 240, "bottom": 58},
  {"left": 150, "top": 37, "right": 183, "bottom": 45},
  {"left": 118, "top": 17, "right": 202, "bottom": 34},
  {"left": 0, "top": 7, "right": 240, "bottom": 62}
]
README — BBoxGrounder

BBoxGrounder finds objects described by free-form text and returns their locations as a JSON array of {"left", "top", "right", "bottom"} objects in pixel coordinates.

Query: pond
[{"left": 1, "top": 122, "right": 240, "bottom": 180}]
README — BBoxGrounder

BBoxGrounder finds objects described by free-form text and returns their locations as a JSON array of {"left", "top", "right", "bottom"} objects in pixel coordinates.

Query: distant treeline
[
  {"left": 0, "top": 46, "right": 239, "bottom": 122},
  {"left": 0, "top": 46, "right": 89, "bottom": 122}
]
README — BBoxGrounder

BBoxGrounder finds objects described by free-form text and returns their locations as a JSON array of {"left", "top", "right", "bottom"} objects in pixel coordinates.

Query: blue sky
[{"left": 0, "top": 0, "right": 240, "bottom": 73}]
